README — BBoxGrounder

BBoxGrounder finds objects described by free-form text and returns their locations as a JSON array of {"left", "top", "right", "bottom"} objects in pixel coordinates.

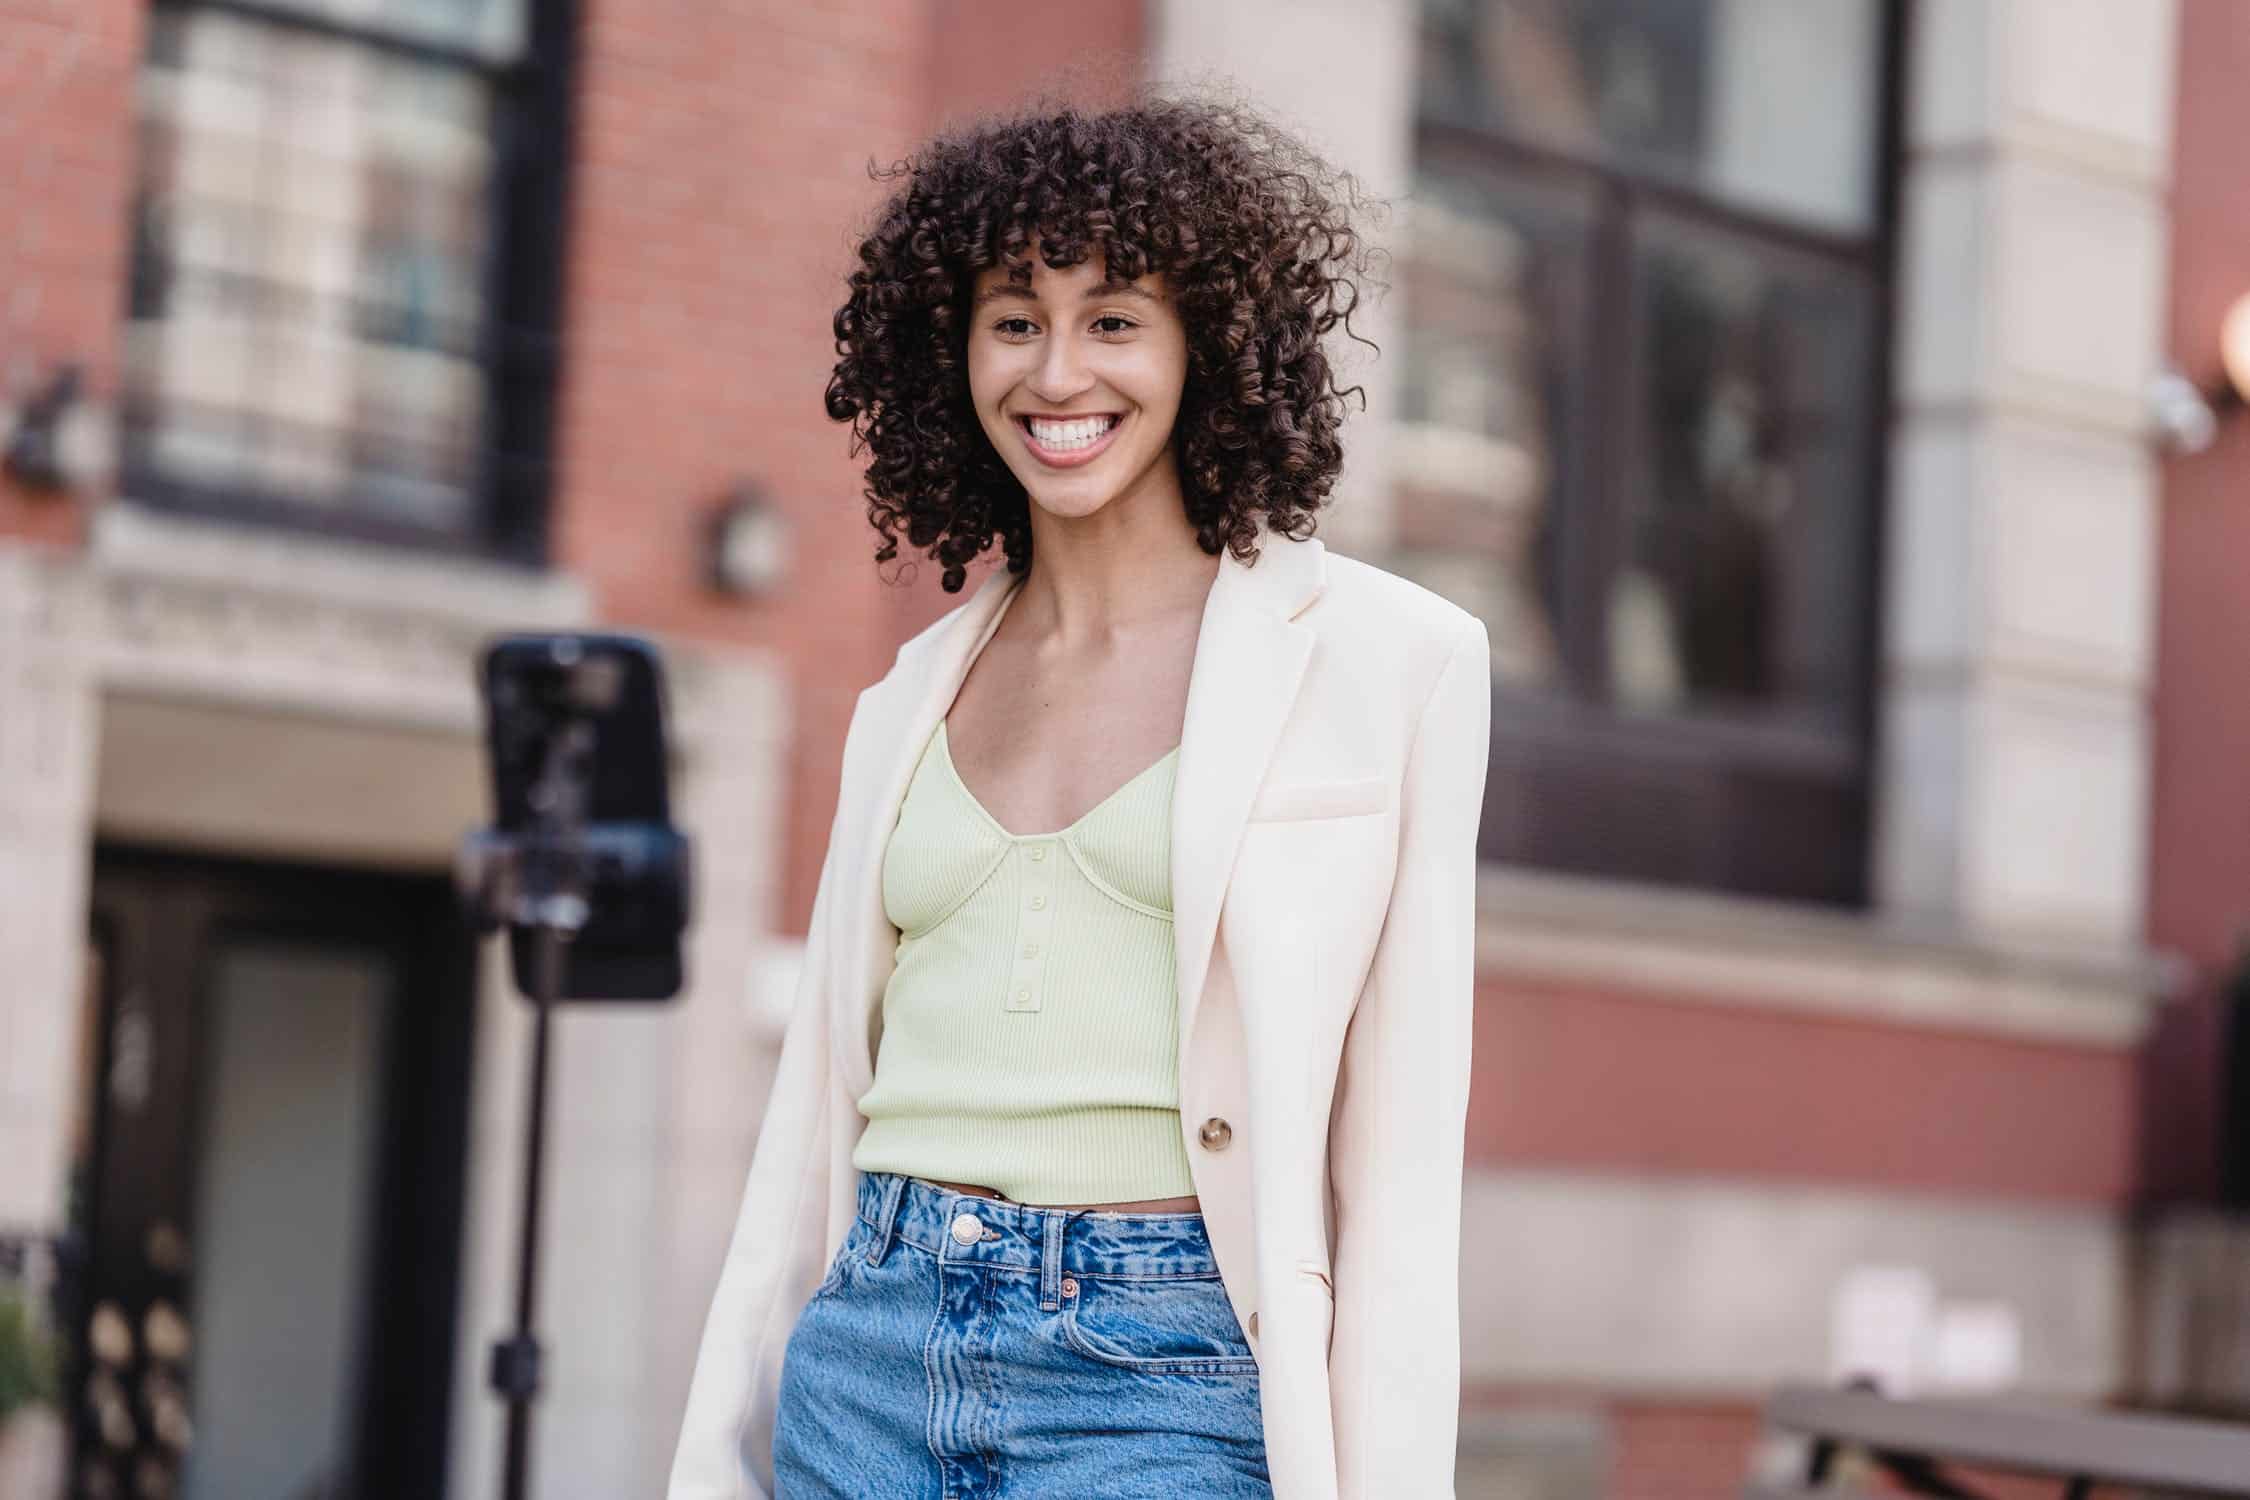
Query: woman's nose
[{"left": 1028, "top": 333, "right": 1094, "bottom": 405}]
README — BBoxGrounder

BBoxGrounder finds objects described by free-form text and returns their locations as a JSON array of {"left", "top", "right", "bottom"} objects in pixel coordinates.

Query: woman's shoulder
[
  {"left": 1306, "top": 541, "right": 1486, "bottom": 660},
  {"left": 857, "top": 565, "right": 1017, "bottom": 694}
]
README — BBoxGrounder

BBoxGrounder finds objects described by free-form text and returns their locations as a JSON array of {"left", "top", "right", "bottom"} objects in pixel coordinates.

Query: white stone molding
[
  {"left": 0, "top": 550, "right": 100, "bottom": 1230},
  {"left": 1477, "top": 865, "right": 2179, "bottom": 1049},
  {"left": 87, "top": 503, "right": 592, "bottom": 732},
  {"left": 1460, "top": 1167, "right": 2127, "bottom": 1402}
]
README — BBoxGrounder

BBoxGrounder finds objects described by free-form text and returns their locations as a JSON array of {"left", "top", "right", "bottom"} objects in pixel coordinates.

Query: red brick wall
[
  {"left": 926, "top": 0, "right": 1145, "bottom": 126},
  {"left": 1472, "top": 977, "right": 2139, "bottom": 1203},
  {"left": 1604, "top": 1398, "right": 1765, "bottom": 1500},
  {"left": 0, "top": 0, "right": 141, "bottom": 547},
  {"left": 2144, "top": 0, "right": 2250, "bottom": 1204}
]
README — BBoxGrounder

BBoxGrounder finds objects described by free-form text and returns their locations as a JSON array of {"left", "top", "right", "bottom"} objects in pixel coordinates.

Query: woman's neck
[{"left": 1015, "top": 497, "right": 1218, "bottom": 648}]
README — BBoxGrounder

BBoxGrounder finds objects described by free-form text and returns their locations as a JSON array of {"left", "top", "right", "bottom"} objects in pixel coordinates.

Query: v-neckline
[{"left": 935, "top": 718, "right": 1178, "bottom": 842}]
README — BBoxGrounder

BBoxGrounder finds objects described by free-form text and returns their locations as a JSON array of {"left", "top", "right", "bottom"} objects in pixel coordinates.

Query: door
[{"left": 70, "top": 847, "right": 476, "bottom": 1500}]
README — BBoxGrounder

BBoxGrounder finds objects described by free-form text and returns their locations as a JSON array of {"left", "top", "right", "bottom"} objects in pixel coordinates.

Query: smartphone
[{"left": 478, "top": 633, "right": 690, "bottom": 1002}]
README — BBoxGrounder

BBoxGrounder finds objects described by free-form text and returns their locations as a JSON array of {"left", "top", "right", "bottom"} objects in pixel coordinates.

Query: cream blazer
[{"left": 668, "top": 527, "right": 1492, "bottom": 1499}]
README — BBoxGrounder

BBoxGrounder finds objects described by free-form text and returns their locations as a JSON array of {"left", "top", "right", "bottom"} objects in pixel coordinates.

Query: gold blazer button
[{"left": 1198, "top": 1116, "right": 1233, "bottom": 1151}]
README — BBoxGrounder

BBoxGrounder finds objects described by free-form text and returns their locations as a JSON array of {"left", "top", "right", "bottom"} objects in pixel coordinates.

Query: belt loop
[
  {"left": 1039, "top": 1207, "right": 1068, "bottom": 1312},
  {"left": 866, "top": 1171, "right": 908, "bottom": 1267}
]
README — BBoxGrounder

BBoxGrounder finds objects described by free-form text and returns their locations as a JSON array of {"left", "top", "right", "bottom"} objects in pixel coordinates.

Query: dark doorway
[{"left": 70, "top": 846, "right": 476, "bottom": 1500}]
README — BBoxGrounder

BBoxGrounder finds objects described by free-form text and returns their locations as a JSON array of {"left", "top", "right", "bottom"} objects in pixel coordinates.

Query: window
[
  {"left": 1403, "top": 0, "right": 1902, "bottom": 904},
  {"left": 121, "top": 0, "right": 573, "bottom": 562}
]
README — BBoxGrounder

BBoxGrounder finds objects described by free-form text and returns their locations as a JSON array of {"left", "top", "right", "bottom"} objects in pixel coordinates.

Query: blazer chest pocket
[{"left": 1247, "top": 774, "right": 1389, "bottom": 823}]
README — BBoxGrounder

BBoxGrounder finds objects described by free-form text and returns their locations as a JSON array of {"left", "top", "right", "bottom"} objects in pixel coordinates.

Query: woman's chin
[
  {"left": 1024, "top": 485, "right": 1124, "bottom": 523},
  {"left": 1015, "top": 453, "right": 1179, "bottom": 524}
]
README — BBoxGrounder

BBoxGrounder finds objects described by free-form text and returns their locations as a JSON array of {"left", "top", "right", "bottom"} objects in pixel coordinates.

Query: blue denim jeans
[{"left": 773, "top": 1169, "right": 1273, "bottom": 1498}]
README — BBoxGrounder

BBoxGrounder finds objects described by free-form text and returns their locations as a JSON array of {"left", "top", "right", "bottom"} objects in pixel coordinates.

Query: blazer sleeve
[
  {"left": 667, "top": 750, "right": 854, "bottom": 1499},
  {"left": 1325, "top": 616, "right": 1492, "bottom": 1500}
]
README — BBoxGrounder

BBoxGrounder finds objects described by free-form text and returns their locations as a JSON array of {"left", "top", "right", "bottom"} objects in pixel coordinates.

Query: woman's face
[{"left": 965, "top": 249, "right": 1189, "bottom": 524}]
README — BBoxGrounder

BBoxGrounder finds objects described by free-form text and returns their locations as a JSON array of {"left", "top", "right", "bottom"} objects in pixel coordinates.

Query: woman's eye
[
  {"left": 993, "top": 316, "right": 1038, "bottom": 337},
  {"left": 1092, "top": 315, "right": 1136, "bottom": 336}
]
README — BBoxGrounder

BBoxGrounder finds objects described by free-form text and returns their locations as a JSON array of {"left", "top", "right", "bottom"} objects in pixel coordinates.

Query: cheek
[
  {"left": 965, "top": 342, "right": 1001, "bottom": 410},
  {"left": 964, "top": 347, "right": 1018, "bottom": 448},
  {"left": 1136, "top": 348, "right": 1189, "bottom": 435},
  {"left": 1144, "top": 334, "right": 1189, "bottom": 414}
]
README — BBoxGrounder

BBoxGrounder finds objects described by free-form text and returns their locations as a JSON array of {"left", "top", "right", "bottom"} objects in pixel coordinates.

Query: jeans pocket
[
  {"left": 1060, "top": 1274, "right": 1260, "bottom": 1376},
  {"left": 809, "top": 1217, "right": 871, "bottom": 1304}
]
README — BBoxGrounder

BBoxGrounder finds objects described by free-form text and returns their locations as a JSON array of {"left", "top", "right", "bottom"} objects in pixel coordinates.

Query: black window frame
[
  {"left": 119, "top": 0, "right": 579, "bottom": 568},
  {"left": 1411, "top": 0, "right": 1912, "bottom": 906}
]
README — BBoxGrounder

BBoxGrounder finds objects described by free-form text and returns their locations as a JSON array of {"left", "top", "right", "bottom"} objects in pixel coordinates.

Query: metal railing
[{"left": 1747, "top": 1383, "right": 2250, "bottom": 1499}]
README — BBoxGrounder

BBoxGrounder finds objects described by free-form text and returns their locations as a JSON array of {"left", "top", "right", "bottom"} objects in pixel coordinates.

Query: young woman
[{"left": 670, "top": 93, "right": 1491, "bottom": 1500}]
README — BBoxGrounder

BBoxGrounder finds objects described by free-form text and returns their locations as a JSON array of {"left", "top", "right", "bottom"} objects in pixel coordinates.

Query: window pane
[
  {"left": 1611, "top": 210, "right": 1875, "bottom": 731},
  {"left": 1421, "top": 0, "right": 1883, "bottom": 234},
  {"left": 1396, "top": 164, "right": 1596, "bottom": 693},
  {"left": 124, "top": 8, "right": 497, "bottom": 533},
  {"left": 253, "top": 0, "right": 528, "bottom": 60}
]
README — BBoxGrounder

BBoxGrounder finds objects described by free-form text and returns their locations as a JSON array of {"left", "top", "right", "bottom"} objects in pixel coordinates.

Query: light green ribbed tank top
[{"left": 850, "top": 616, "right": 1193, "bottom": 1205}]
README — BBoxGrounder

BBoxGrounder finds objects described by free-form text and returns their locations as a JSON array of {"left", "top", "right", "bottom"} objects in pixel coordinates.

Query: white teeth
[{"left": 1025, "top": 415, "right": 1118, "bottom": 451}]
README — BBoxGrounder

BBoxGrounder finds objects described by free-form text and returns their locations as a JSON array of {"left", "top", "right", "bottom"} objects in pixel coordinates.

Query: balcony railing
[{"left": 1746, "top": 1382, "right": 2250, "bottom": 1499}]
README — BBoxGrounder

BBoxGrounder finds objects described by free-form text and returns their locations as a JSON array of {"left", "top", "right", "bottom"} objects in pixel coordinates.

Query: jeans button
[{"left": 950, "top": 1212, "right": 983, "bottom": 1246}]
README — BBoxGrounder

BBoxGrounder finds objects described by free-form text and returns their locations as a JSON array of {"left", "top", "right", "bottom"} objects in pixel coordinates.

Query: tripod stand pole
[{"left": 493, "top": 919, "right": 565, "bottom": 1500}]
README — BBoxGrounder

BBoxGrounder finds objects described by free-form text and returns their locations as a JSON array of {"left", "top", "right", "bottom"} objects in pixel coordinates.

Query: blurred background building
[{"left": 0, "top": 0, "right": 2245, "bottom": 1496}]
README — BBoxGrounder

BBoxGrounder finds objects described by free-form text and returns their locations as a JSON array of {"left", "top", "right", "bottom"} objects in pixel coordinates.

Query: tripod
[
  {"left": 457, "top": 633, "right": 690, "bottom": 1500},
  {"left": 462, "top": 716, "right": 596, "bottom": 1500}
]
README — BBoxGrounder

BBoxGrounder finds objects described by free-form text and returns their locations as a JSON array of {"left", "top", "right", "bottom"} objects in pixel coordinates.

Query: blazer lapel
[
  {"left": 828, "top": 531, "right": 1329, "bottom": 1100},
  {"left": 1170, "top": 531, "right": 1326, "bottom": 1062}
]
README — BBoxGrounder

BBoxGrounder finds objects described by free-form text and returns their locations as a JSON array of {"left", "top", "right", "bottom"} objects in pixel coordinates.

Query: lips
[{"left": 1015, "top": 413, "right": 1125, "bottom": 469}]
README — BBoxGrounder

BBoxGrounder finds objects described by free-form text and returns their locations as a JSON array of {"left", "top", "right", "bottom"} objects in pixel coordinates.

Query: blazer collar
[{"left": 832, "top": 530, "right": 1328, "bottom": 1098}]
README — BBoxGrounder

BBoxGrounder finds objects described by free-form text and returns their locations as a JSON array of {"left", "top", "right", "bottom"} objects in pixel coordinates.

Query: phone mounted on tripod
[{"left": 455, "top": 632, "right": 694, "bottom": 1499}]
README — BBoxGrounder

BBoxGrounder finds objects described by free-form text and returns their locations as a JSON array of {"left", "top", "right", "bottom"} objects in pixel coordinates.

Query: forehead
[{"left": 971, "top": 251, "right": 1164, "bottom": 299}]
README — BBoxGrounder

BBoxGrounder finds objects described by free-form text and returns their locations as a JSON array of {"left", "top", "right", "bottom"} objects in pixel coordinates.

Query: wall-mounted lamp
[
  {"left": 2151, "top": 290, "right": 2250, "bottom": 455},
  {"left": 707, "top": 482, "right": 793, "bottom": 599},
  {"left": 2, "top": 361, "right": 85, "bottom": 493}
]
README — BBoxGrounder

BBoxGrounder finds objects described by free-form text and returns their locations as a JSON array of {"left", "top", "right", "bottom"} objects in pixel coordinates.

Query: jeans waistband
[{"left": 855, "top": 1170, "right": 1222, "bottom": 1310}]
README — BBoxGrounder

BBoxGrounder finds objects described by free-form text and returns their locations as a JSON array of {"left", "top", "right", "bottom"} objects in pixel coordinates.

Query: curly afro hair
[{"left": 824, "top": 91, "right": 1383, "bottom": 593}]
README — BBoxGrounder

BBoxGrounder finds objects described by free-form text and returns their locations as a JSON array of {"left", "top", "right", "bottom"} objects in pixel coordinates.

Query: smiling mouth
[{"left": 1016, "top": 413, "right": 1124, "bottom": 467}]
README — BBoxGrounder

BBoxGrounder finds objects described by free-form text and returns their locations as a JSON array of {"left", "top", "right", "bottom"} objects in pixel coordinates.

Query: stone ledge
[
  {"left": 1476, "top": 865, "right": 2181, "bottom": 1047},
  {"left": 92, "top": 501, "right": 593, "bottom": 630},
  {"left": 81, "top": 502, "right": 791, "bottom": 753}
]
